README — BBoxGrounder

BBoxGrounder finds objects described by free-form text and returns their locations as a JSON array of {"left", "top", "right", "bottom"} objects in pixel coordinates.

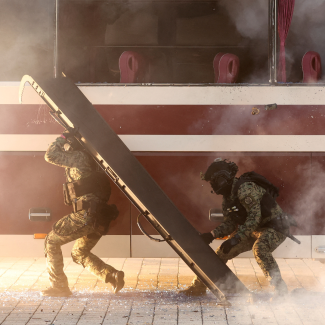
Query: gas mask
[{"left": 209, "top": 170, "right": 234, "bottom": 196}]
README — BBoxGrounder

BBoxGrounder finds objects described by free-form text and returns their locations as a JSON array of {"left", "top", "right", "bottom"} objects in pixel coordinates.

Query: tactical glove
[
  {"left": 62, "top": 126, "right": 78, "bottom": 139},
  {"left": 220, "top": 234, "right": 241, "bottom": 254},
  {"left": 200, "top": 232, "right": 214, "bottom": 245},
  {"left": 106, "top": 204, "right": 119, "bottom": 220}
]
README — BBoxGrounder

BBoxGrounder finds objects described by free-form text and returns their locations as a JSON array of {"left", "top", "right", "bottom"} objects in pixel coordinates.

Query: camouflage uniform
[
  {"left": 192, "top": 178, "right": 287, "bottom": 291},
  {"left": 44, "top": 137, "right": 117, "bottom": 289}
]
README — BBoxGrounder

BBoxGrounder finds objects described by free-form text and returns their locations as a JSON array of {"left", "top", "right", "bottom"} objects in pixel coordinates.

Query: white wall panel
[
  {"left": 0, "top": 235, "right": 130, "bottom": 258},
  {"left": 2, "top": 83, "right": 325, "bottom": 105},
  {"left": 133, "top": 235, "right": 311, "bottom": 259},
  {"left": 0, "top": 235, "right": 313, "bottom": 258},
  {"left": 131, "top": 235, "right": 178, "bottom": 258},
  {"left": 312, "top": 235, "right": 325, "bottom": 259},
  {"left": 1, "top": 134, "right": 325, "bottom": 152}
]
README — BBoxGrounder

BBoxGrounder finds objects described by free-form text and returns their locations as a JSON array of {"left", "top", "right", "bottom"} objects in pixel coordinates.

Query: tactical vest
[
  {"left": 63, "top": 171, "right": 111, "bottom": 205},
  {"left": 225, "top": 172, "right": 279, "bottom": 225}
]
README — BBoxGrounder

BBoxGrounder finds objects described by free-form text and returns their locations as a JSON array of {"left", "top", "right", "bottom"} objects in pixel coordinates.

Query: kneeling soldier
[
  {"left": 42, "top": 129, "right": 124, "bottom": 297},
  {"left": 180, "top": 158, "right": 298, "bottom": 299}
]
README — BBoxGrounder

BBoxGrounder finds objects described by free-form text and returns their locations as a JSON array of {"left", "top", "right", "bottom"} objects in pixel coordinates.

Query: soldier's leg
[
  {"left": 71, "top": 232, "right": 125, "bottom": 293},
  {"left": 182, "top": 235, "right": 254, "bottom": 295},
  {"left": 252, "top": 228, "right": 287, "bottom": 296},
  {"left": 71, "top": 232, "right": 115, "bottom": 281},
  {"left": 43, "top": 212, "right": 97, "bottom": 295}
]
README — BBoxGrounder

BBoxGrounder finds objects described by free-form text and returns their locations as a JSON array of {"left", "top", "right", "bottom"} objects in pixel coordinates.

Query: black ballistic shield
[{"left": 19, "top": 76, "right": 249, "bottom": 304}]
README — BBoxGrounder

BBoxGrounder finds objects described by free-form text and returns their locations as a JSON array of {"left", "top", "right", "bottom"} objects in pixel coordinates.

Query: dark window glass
[
  {"left": 0, "top": 0, "right": 52, "bottom": 81},
  {"left": 0, "top": 0, "right": 270, "bottom": 84},
  {"left": 60, "top": 0, "right": 268, "bottom": 84},
  {"left": 285, "top": 0, "right": 325, "bottom": 83}
]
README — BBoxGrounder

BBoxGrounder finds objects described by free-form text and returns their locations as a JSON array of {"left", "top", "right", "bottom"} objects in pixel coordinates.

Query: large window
[
  {"left": 1, "top": 0, "right": 323, "bottom": 84},
  {"left": 0, "top": 0, "right": 52, "bottom": 81},
  {"left": 59, "top": 0, "right": 268, "bottom": 83},
  {"left": 285, "top": 0, "right": 325, "bottom": 83}
]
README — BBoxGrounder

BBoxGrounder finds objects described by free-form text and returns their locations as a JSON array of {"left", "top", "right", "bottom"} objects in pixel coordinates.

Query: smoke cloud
[
  {"left": 0, "top": 0, "right": 51, "bottom": 80},
  {"left": 283, "top": 0, "right": 325, "bottom": 82},
  {"left": 219, "top": 0, "right": 268, "bottom": 40},
  {"left": 288, "top": 160, "right": 325, "bottom": 235}
]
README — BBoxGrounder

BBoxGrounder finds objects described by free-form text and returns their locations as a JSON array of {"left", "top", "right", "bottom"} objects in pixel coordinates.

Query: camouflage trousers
[
  {"left": 45, "top": 210, "right": 116, "bottom": 289},
  {"left": 193, "top": 228, "right": 286, "bottom": 288}
]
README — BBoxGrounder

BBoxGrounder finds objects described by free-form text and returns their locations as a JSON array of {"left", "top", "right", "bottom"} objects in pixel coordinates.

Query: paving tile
[
  {"left": 225, "top": 306, "right": 254, "bottom": 325},
  {"left": 293, "top": 306, "right": 325, "bottom": 325},
  {"left": 284, "top": 259, "right": 322, "bottom": 291},
  {"left": 232, "top": 259, "right": 261, "bottom": 292},
  {"left": 271, "top": 305, "right": 303, "bottom": 325},
  {"left": 248, "top": 305, "right": 279, "bottom": 325},
  {"left": 123, "top": 298, "right": 156, "bottom": 325},
  {"left": 275, "top": 259, "right": 302, "bottom": 290},
  {"left": 201, "top": 301, "right": 227, "bottom": 325},
  {"left": 178, "top": 302, "right": 202, "bottom": 325},
  {"left": 1, "top": 257, "right": 325, "bottom": 325},
  {"left": 136, "top": 258, "right": 161, "bottom": 291},
  {"left": 102, "top": 298, "right": 132, "bottom": 325},
  {"left": 158, "top": 259, "right": 179, "bottom": 291},
  {"left": 153, "top": 304, "right": 177, "bottom": 325},
  {"left": 122, "top": 258, "right": 143, "bottom": 290},
  {"left": 178, "top": 260, "right": 195, "bottom": 289}
]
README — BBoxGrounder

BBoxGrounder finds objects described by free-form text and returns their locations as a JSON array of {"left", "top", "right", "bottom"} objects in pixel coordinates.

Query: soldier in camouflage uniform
[
  {"left": 180, "top": 158, "right": 295, "bottom": 299},
  {"left": 41, "top": 130, "right": 124, "bottom": 297}
]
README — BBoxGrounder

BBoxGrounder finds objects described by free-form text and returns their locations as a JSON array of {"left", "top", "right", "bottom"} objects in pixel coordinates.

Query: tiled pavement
[{"left": 0, "top": 257, "right": 324, "bottom": 325}]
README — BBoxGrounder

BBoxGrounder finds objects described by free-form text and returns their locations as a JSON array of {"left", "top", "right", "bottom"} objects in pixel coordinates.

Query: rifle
[{"left": 265, "top": 214, "right": 301, "bottom": 245}]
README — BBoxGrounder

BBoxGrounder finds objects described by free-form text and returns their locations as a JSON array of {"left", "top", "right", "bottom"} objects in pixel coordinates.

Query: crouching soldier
[
  {"left": 42, "top": 129, "right": 124, "bottom": 297},
  {"left": 180, "top": 158, "right": 298, "bottom": 299}
]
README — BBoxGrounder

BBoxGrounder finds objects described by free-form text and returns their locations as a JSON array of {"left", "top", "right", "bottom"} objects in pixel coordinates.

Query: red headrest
[
  {"left": 214, "top": 53, "right": 239, "bottom": 83},
  {"left": 302, "top": 51, "right": 322, "bottom": 83},
  {"left": 119, "top": 51, "right": 147, "bottom": 83}
]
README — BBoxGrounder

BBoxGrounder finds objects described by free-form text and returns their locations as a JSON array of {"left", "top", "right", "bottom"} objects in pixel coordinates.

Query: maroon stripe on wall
[
  {"left": 1, "top": 151, "right": 325, "bottom": 235},
  {"left": 0, "top": 105, "right": 63, "bottom": 134},
  {"left": 97, "top": 105, "right": 325, "bottom": 135},
  {"left": 0, "top": 152, "right": 130, "bottom": 235},
  {"left": 1, "top": 104, "right": 325, "bottom": 135},
  {"left": 132, "top": 152, "right": 324, "bottom": 236}
]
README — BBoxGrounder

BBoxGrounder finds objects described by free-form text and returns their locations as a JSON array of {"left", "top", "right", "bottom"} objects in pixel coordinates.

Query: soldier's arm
[
  {"left": 44, "top": 137, "right": 89, "bottom": 169},
  {"left": 236, "top": 182, "right": 264, "bottom": 240},
  {"left": 211, "top": 200, "right": 237, "bottom": 238},
  {"left": 211, "top": 217, "right": 237, "bottom": 238}
]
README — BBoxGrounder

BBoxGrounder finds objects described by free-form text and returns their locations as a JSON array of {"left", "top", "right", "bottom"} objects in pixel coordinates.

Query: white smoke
[
  {"left": 219, "top": 0, "right": 268, "bottom": 40},
  {"left": 218, "top": 0, "right": 325, "bottom": 82},
  {"left": 283, "top": 0, "right": 325, "bottom": 81},
  {"left": 290, "top": 160, "right": 325, "bottom": 235},
  {"left": 0, "top": 0, "right": 51, "bottom": 80}
]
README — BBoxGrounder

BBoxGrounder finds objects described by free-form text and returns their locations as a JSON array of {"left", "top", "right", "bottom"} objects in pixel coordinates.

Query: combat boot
[
  {"left": 106, "top": 270, "right": 125, "bottom": 294},
  {"left": 271, "top": 278, "right": 288, "bottom": 302},
  {"left": 179, "top": 279, "right": 207, "bottom": 296},
  {"left": 41, "top": 287, "right": 72, "bottom": 297}
]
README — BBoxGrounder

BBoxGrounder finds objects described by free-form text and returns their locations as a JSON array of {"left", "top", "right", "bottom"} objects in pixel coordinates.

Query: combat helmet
[{"left": 201, "top": 158, "right": 238, "bottom": 196}]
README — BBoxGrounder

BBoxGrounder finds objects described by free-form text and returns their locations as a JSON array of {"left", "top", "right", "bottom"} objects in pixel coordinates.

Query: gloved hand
[
  {"left": 220, "top": 234, "right": 241, "bottom": 254},
  {"left": 106, "top": 204, "right": 119, "bottom": 220},
  {"left": 200, "top": 232, "right": 214, "bottom": 245},
  {"left": 62, "top": 126, "right": 78, "bottom": 139}
]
